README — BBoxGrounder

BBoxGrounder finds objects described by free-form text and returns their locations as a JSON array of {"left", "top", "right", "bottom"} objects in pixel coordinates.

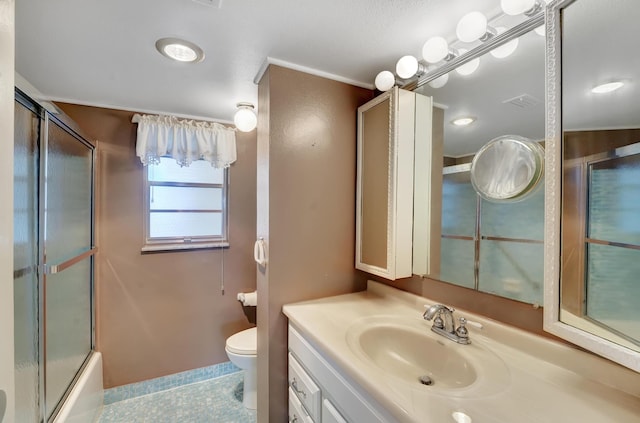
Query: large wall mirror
[
  {"left": 413, "top": 16, "right": 546, "bottom": 306},
  {"left": 545, "top": 0, "right": 640, "bottom": 372}
]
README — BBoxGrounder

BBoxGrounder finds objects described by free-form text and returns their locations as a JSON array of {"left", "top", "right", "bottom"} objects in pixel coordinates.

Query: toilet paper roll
[{"left": 237, "top": 291, "right": 257, "bottom": 306}]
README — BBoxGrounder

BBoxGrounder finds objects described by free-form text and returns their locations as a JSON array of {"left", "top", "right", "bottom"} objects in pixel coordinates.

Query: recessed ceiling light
[
  {"left": 591, "top": 81, "right": 624, "bottom": 94},
  {"left": 155, "top": 38, "right": 205, "bottom": 63},
  {"left": 452, "top": 116, "right": 476, "bottom": 126}
]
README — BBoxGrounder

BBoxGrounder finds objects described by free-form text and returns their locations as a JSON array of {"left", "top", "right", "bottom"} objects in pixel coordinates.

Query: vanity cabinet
[
  {"left": 356, "top": 87, "right": 433, "bottom": 280},
  {"left": 287, "top": 325, "right": 397, "bottom": 423}
]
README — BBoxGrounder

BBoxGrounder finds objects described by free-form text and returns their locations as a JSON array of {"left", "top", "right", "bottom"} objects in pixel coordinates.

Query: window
[{"left": 142, "top": 157, "right": 228, "bottom": 251}]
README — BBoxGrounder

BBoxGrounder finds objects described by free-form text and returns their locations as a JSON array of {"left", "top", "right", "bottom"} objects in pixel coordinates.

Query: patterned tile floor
[{"left": 98, "top": 372, "right": 256, "bottom": 423}]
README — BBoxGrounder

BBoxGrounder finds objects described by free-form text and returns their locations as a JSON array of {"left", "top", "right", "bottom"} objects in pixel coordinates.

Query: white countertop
[{"left": 283, "top": 281, "right": 640, "bottom": 423}]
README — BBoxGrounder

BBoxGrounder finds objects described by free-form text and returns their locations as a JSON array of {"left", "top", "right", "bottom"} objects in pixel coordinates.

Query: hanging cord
[
  {"left": 220, "top": 167, "right": 229, "bottom": 295},
  {"left": 220, "top": 243, "right": 225, "bottom": 295}
]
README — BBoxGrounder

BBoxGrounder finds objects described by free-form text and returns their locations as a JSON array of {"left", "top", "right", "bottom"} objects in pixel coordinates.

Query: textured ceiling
[{"left": 15, "top": 0, "right": 501, "bottom": 122}]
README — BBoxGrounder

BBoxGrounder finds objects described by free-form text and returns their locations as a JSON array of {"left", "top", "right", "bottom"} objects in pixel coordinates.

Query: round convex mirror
[{"left": 470, "top": 135, "right": 544, "bottom": 202}]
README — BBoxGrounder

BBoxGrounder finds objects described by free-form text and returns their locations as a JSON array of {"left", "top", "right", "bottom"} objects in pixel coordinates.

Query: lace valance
[{"left": 132, "top": 114, "right": 237, "bottom": 168}]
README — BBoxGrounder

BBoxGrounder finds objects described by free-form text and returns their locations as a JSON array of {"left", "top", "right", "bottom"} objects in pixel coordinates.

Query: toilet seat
[{"left": 226, "top": 327, "right": 257, "bottom": 355}]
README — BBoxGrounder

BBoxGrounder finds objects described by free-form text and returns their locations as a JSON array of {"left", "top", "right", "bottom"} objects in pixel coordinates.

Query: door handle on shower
[
  {"left": 41, "top": 247, "right": 97, "bottom": 274},
  {"left": 254, "top": 238, "right": 267, "bottom": 266}
]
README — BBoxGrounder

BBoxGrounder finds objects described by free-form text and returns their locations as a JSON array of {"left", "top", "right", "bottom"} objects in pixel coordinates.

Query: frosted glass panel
[
  {"left": 586, "top": 243, "right": 640, "bottom": 343},
  {"left": 150, "top": 212, "right": 223, "bottom": 238},
  {"left": 14, "top": 101, "right": 40, "bottom": 422},
  {"left": 479, "top": 240, "right": 543, "bottom": 304},
  {"left": 442, "top": 172, "right": 477, "bottom": 237},
  {"left": 148, "top": 157, "right": 224, "bottom": 184},
  {"left": 481, "top": 185, "right": 544, "bottom": 240},
  {"left": 150, "top": 186, "right": 223, "bottom": 211},
  {"left": 588, "top": 155, "right": 640, "bottom": 245},
  {"left": 439, "top": 238, "right": 475, "bottom": 289},
  {"left": 45, "top": 257, "right": 92, "bottom": 419},
  {"left": 45, "top": 121, "right": 93, "bottom": 263}
]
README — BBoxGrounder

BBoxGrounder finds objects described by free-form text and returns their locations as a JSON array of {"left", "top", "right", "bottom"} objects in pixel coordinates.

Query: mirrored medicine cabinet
[
  {"left": 545, "top": 0, "right": 640, "bottom": 372},
  {"left": 355, "top": 87, "right": 434, "bottom": 280}
]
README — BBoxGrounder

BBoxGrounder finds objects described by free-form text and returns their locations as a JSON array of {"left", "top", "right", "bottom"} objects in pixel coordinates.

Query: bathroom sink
[
  {"left": 356, "top": 323, "right": 476, "bottom": 388},
  {"left": 346, "top": 316, "right": 510, "bottom": 393}
]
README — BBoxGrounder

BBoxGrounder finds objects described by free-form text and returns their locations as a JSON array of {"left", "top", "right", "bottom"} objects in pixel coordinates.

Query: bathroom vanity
[{"left": 283, "top": 282, "right": 640, "bottom": 423}]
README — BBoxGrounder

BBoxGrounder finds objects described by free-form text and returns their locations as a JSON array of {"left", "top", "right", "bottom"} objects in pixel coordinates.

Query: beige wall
[
  {"left": 256, "top": 66, "right": 372, "bottom": 422},
  {"left": 57, "top": 103, "right": 257, "bottom": 388},
  {"left": 0, "top": 0, "right": 15, "bottom": 420}
]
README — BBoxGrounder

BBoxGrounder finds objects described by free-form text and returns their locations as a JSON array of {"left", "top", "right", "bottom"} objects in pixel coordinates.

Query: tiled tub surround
[{"left": 283, "top": 281, "right": 640, "bottom": 423}]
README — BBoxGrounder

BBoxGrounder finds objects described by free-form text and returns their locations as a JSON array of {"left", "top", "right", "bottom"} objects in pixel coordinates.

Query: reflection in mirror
[
  {"left": 558, "top": 0, "right": 640, "bottom": 355},
  {"left": 414, "top": 24, "right": 546, "bottom": 305}
]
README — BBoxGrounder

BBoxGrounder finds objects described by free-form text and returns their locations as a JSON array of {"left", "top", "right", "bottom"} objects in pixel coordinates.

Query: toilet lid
[{"left": 226, "top": 327, "right": 257, "bottom": 355}]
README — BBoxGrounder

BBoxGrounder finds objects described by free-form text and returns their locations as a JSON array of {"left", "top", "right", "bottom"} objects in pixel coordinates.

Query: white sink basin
[
  {"left": 356, "top": 323, "right": 477, "bottom": 389},
  {"left": 346, "top": 316, "right": 510, "bottom": 395}
]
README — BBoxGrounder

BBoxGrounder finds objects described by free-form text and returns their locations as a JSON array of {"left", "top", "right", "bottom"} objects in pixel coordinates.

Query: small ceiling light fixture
[
  {"left": 454, "top": 49, "right": 480, "bottom": 76},
  {"left": 591, "top": 81, "right": 625, "bottom": 94},
  {"left": 155, "top": 37, "right": 205, "bottom": 63},
  {"left": 490, "top": 27, "right": 519, "bottom": 58},
  {"left": 456, "top": 11, "right": 496, "bottom": 43},
  {"left": 234, "top": 103, "right": 257, "bottom": 132},
  {"left": 422, "top": 36, "right": 457, "bottom": 64},
  {"left": 375, "top": 70, "right": 396, "bottom": 91},
  {"left": 501, "top": 0, "right": 543, "bottom": 16},
  {"left": 396, "top": 55, "right": 426, "bottom": 79},
  {"left": 452, "top": 116, "right": 476, "bottom": 126}
]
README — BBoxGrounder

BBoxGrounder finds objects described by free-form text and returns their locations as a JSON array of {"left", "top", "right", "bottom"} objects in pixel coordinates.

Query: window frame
[{"left": 141, "top": 158, "right": 229, "bottom": 252}]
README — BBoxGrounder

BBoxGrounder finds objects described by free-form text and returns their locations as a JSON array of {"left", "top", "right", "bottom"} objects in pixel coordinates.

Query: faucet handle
[
  {"left": 460, "top": 317, "right": 483, "bottom": 330},
  {"left": 455, "top": 317, "right": 469, "bottom": 338}
]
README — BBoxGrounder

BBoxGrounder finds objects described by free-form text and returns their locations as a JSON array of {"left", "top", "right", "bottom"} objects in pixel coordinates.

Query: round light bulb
[
  {"left": 163, "top": 44, "right": 197, "bottom": 62},
  {"left": 455, "top": 49, "right": 480, "bottom": 76},
  {"left": 396, "top": 55, "right": 419, "bottom": 79},
  {"left": 456, "top": 11, "right": 488, "bottom": 43},
  {"left": 426, "top": 66, "right": 449, "bottom": 89},
  {"left": 422, "top": 36, "right": 450, "bottom": 63},
  {"left": 501, "top": 0, "right": 536, "bottom": 16},
  {"left": 490, "top": 27, "right": 519, "bottom": 58},
  {"left": 591, "top": 81, "right": 624, "bottom": 94},
  {"left": 534, "top": 24, "right": 545, "bottom": 36},
  {"left": 374, "top": 71, "right": 396, "bottom": 91},
  {"left": 155, "top": 38, "right": 205, "bottom": 63},
  {"left": 234, "top": 104, "right": 257, "bottom": 132}
]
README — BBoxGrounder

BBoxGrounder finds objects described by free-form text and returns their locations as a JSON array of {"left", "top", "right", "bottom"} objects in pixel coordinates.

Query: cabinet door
[
  {"left": 356, "top": 87, "right": 432, "bottom": 280},
  {"left": 289, "top": 387, "right": 314, "bottom": 423}
]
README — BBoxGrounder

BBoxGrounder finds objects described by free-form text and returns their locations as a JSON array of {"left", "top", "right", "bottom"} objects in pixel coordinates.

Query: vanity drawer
[
  {"left": 288, "top": 352, "right": 321, "bottom": 421},
  {"left": 322, "top": 398, "right": 348, "bottom": 423},
  {"left": 289, "top": 387, "right": 314, "bottom": 423}
]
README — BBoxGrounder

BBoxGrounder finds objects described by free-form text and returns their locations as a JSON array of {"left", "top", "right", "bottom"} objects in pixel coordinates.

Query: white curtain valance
[{"left": 132, "top": 113, "right": 237, "bottom": 168}]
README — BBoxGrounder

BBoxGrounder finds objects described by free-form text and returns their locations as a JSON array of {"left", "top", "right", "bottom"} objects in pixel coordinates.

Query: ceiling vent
[
  {"left": 502, "top": 93, "right": 541, "bottom": 109},
  {"left": 192, "top": 0, "right": 222, "bottom": 7}
]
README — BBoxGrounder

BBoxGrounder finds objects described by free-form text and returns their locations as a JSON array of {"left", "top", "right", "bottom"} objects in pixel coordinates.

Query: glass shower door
[
  {"left": 14, "top": 98, "right": 40, "bottom": 423},
  {"left": 42, "top": 116, "right": 94, "bottom": 419}
]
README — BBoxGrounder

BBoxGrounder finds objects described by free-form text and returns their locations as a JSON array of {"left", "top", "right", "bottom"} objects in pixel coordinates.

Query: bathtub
[{"left": 53, "top": 352, "right": 103, "bottom": 423}]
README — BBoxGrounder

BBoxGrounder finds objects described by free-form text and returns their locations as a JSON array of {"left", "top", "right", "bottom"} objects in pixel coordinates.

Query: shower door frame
[{"left": 16, "top": 89, "right": 97, "bottom": 423}]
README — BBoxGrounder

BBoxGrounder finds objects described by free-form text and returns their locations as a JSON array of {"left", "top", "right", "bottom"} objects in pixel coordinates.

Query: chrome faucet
[{"left": 423, "top": 304, "right": 471, "bottom": 344}]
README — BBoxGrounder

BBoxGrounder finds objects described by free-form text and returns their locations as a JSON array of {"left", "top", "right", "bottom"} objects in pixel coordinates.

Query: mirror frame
[{"left": 543, "top": 0, "right": 640, "bottom": 372}]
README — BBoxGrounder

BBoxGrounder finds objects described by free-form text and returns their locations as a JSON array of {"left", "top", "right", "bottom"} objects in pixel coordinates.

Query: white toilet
[{"left": 225, "top": 327, "right": 257, "bottom": 409}]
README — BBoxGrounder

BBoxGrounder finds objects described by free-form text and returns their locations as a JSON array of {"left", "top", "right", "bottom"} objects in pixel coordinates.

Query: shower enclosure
[{"left": 14, "top": 89, "right": 95, "bottom": 422}]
